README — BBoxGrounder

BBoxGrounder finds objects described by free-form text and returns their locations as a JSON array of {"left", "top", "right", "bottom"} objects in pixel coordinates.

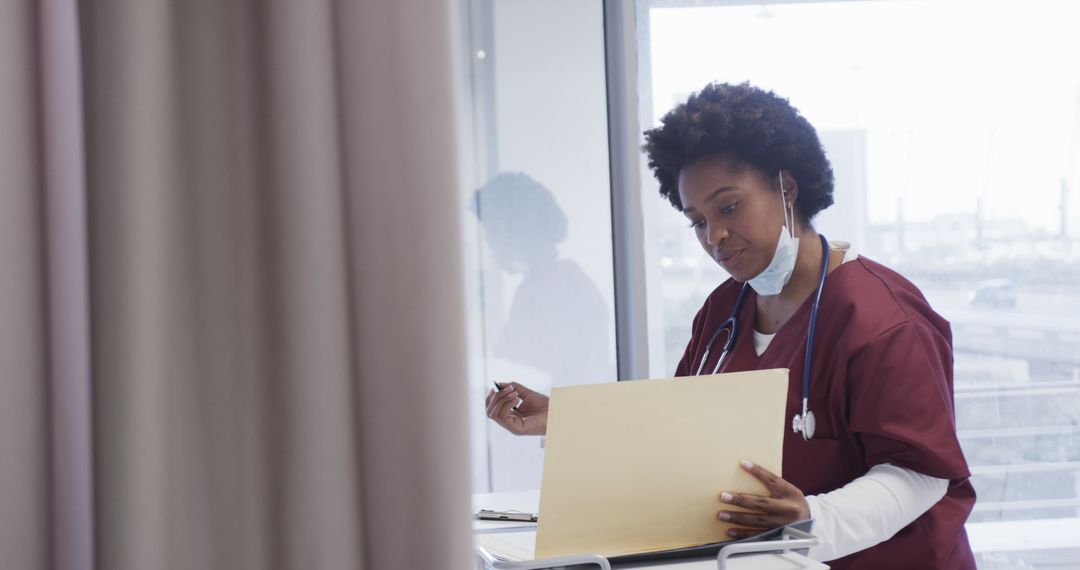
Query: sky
[{"left": 647, "top": 0, "right": 1080, "bottom": 231}]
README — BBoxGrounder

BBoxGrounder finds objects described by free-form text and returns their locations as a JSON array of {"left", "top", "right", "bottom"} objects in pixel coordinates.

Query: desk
[{"left": 473, "top": 491, "right": 827, "bottom": 570}]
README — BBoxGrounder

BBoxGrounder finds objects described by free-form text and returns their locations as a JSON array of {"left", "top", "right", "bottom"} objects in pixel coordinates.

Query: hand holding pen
[{"left": 485, "top": 381, "right": 550, "bottom": 436}]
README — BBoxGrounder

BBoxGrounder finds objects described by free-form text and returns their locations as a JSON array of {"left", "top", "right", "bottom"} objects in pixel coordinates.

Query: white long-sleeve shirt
[{"left": 804, "top": 464, "right": 948, "bottom": 561}]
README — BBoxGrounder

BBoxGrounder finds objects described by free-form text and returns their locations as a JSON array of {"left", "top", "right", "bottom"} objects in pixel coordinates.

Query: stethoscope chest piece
[{"left": 792, "top": 409, "right": 816, "bottom": 440}]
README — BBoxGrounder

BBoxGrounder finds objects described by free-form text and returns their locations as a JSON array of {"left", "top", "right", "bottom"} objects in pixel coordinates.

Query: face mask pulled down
[{"left": 747, "top": 173, "right": 799, "bottom": 296}]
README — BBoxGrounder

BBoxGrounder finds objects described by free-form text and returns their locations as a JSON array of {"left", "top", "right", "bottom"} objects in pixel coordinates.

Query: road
[{"left": 920, "top": 285, "right": 1080, "bottom": 335}]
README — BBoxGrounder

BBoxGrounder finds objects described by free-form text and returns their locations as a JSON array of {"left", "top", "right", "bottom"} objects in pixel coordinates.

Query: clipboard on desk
[
  {"left": 475, "top": 521, "right": 819, "bottom": 569},
  {"left": 476, "top": 369, "right": 811, "bottom": 569},
  {"left": 534, "top": 371, "right": 789, "bottom": 560}
]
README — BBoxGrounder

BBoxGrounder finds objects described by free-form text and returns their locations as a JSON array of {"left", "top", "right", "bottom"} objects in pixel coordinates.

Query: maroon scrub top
[{"left": 675, "top": 256, "right": 976, "bottom": 569}]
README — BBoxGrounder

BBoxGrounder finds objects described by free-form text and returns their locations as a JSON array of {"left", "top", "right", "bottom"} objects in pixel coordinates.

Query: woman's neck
[
  {"left": 753, "top": 224, "right": 828, "bottom": 334},
  {"left": 777, "top": 225, "right": 824, "bottom": 304}
]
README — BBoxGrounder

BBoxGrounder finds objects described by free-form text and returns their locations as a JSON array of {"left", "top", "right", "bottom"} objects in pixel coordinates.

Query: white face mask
[{"left": 747, "top": 173, "right": 799, "bottom": 296}]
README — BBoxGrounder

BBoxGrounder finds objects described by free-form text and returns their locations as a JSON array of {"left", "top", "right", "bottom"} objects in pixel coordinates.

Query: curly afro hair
[{"left": 643, "top": 82, "right": 834, "bottom": 220}]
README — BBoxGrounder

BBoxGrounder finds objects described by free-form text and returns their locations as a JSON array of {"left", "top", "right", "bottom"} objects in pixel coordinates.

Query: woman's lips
[{"left": 716, "top": 249, "right": 743, "bottom": 270}]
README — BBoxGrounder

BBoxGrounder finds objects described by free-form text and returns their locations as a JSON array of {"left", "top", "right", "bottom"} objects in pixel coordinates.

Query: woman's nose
[{"left": 706, "top": 222, "right": 728, "bottom": 246}]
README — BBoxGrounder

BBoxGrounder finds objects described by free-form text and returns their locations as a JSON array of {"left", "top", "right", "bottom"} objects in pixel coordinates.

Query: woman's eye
[
  {"left": 687, "top": 219, "right": 705, "bottom": 229},
  {"left": 720, "top": 201, "right": 739, "bottom": 215}
]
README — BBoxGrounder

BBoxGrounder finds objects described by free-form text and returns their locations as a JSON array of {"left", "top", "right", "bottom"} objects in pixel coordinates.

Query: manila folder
[{"left": 534, "top": 369, "right": 788, "bottom": 559}]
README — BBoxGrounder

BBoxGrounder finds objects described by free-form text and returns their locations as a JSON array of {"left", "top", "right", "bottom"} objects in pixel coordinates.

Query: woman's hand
[
  {"left": 485, "top": 382, "right": 549, "bottom": 436},
  {"left": 718, "top": 460, "right": 811, "bottom": 539}
]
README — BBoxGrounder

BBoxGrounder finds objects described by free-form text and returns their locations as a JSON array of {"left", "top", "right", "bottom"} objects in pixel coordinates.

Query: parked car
[{"left": 969, "top": 278, "right": 1017, "bottom": 308}]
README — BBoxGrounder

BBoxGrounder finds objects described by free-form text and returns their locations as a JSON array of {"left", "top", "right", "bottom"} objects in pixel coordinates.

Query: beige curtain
[
  {"left": 1, "top": 2, "right": 57, "bottom": 568},
  {"left": 2, "top": 1, "right": 473, "bottom": 569}
]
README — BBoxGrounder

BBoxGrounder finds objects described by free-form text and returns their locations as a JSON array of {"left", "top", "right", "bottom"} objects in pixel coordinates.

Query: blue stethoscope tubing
[{"left": 694, "top": 234, "right": 830, "bottom": 441}]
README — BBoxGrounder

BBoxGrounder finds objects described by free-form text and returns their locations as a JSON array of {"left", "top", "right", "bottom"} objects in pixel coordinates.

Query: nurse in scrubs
[{"left": 486, "top": 82, "right": 976, "bottom": 569}]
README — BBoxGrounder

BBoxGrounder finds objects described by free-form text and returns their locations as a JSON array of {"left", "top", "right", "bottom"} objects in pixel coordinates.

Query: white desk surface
[{"left": 473, "top": 490, "right": 827, "bottom": 570}]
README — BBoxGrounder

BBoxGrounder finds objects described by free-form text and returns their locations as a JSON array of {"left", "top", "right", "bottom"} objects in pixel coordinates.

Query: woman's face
[{"left": 677, "top": 154, "right": 791, "bottom": 282}]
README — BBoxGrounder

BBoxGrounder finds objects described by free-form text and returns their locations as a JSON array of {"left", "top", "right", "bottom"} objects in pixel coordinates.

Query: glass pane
[
  {"left": 638, "top": 0, "right": 1080, "bottom": 565},
  {"left": 461, "top": 0, "right": 617, "bottom": 493}
]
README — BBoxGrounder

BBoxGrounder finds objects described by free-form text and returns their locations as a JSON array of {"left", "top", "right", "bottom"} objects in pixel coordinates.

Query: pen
[{"left": 493, "top": 381, "right": 521, "bottom": 411}]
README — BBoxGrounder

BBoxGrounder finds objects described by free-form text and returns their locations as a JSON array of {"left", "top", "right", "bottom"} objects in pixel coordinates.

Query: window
[
  {"left": 460, "top": 0, "right": 1080, "bottom": 563},
  {"left": 636, "top": 0, "right": 1080, "bottom": 565},
  {"left": 461, "top": 0, "right": 618, "bottom": 493}
]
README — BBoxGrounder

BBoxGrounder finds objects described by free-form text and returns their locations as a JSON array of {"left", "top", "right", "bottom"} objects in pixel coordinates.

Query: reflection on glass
[
  {"left": 462, "top": 0, "right": 615, "bottom": 493},
  {"left": 473, "top": 172, "right": 613, "bottom": 387}
]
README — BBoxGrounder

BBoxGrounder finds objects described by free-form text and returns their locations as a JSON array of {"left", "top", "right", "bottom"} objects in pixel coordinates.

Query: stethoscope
[{"left": 694, "top": 233, "right": 830, "bottom": 441}]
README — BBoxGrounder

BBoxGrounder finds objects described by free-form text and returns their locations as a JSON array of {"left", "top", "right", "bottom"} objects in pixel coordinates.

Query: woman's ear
[
  {"left": 778, "top": 170, "right": 799, "bottom": 204},
  {"left": 777, "top": 170, "right": 808, "bottom": 229}
]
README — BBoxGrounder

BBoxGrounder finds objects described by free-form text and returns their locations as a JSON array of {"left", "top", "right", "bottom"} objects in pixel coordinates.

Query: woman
[{"left": 486, "top": 83, "right": 976, "bottom": 568}]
